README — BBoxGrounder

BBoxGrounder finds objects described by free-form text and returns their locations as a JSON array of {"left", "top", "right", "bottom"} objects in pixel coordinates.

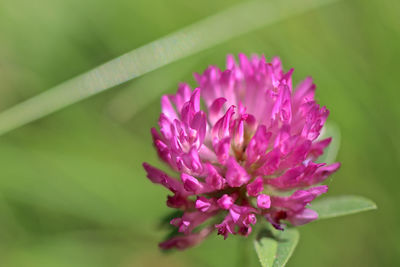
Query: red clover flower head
[{"left": 143, "top": 54, "right": 340, "bottom": 250}]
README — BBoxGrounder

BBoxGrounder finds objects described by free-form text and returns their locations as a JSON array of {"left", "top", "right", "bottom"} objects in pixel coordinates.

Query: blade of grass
[
  {"left": 106, "top": 58, "right": 200, "bottom": 123},
  {"left": 0, "top": 0, "right": 339, "bottom": 135}
]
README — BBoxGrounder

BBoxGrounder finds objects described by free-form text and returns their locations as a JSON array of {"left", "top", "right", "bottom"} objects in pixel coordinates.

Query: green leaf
[
  {"left": 0, "top": 0, "right": 339, "bottom": 136},
  {"left": 273, "top": 229, "right": 300, "bottom": 267},
  {"left": 254, "top": 236, "right": 277, "bottom": 267},
  {"left": 312, "top": 195, "right": 377, "bottom": 220},
  {"left": 254, "top": 228, "right": 300, "bottom": 267},
  {"left": 317, "top": 122, "right": 341, "bottom": 164}
]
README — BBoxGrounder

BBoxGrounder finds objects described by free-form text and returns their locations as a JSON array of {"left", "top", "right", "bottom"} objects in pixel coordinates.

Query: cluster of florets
[{"left": 143, "top": 54, "right": 340, "bottom": 250}]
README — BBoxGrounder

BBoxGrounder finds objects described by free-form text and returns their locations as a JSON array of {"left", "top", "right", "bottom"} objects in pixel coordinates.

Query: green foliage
[
  {"left": 254, "top": 235, "right": 278, "bottom": 267},
  {"left": 312, "top": 195, "right": 377, "bottom": 220},
  {"left": 317, "top": 122, "right": 341, "bottom": 164},
  {"left": 253, "top": 195, "right": 376, "bottom": 267},
  {"left": 254, "top": 228, "right": 299, "bottom": 267}
]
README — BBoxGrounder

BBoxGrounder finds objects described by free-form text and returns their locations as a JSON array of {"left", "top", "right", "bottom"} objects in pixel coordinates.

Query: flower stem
[{"left": 237, "top": 236, "right": 252, "bottom": 267}]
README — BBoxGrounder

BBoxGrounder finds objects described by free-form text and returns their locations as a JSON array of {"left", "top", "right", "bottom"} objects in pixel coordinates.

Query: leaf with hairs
[
  {"left": 312, "top": 195, "right": 377, "bottom": 220},
  {"left": 255, "top": 227, "right": 300, "bottom": 267}
]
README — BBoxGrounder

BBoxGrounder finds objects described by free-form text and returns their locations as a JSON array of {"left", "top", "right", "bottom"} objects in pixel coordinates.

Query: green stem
[{"left": 237, "top": 236, "right": 252, "bottom": 267}]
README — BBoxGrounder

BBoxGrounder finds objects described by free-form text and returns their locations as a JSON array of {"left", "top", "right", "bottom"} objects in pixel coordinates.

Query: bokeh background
[{"left": 0, "top": 0, "right": 398, "bottom": 266}]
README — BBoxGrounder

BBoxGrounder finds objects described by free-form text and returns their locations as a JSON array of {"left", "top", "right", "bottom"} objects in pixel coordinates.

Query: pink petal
[
  {"left": 246, "top": 177, "right": 264, "bottom": 197},
  {"left": 257, "top": 194, "right": 271, "bottom": 209},
  {"left": 225, "top": 157, "right": 250, "bottom": 187}
]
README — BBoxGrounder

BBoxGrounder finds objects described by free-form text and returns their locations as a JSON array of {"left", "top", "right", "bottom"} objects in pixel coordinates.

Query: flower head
[{"left": 143, "top": 54, "right": 340, "bottom": 250}]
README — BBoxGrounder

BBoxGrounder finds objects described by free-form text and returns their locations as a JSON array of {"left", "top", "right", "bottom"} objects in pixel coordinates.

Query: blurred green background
[{"left": 0, "top": 0, "right": 398, "bottom": 266}]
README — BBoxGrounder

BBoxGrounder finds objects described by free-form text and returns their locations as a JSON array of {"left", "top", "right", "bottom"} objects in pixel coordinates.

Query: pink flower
[{"left": 144, "top": 54, "right": 340, "bottom": 250}]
